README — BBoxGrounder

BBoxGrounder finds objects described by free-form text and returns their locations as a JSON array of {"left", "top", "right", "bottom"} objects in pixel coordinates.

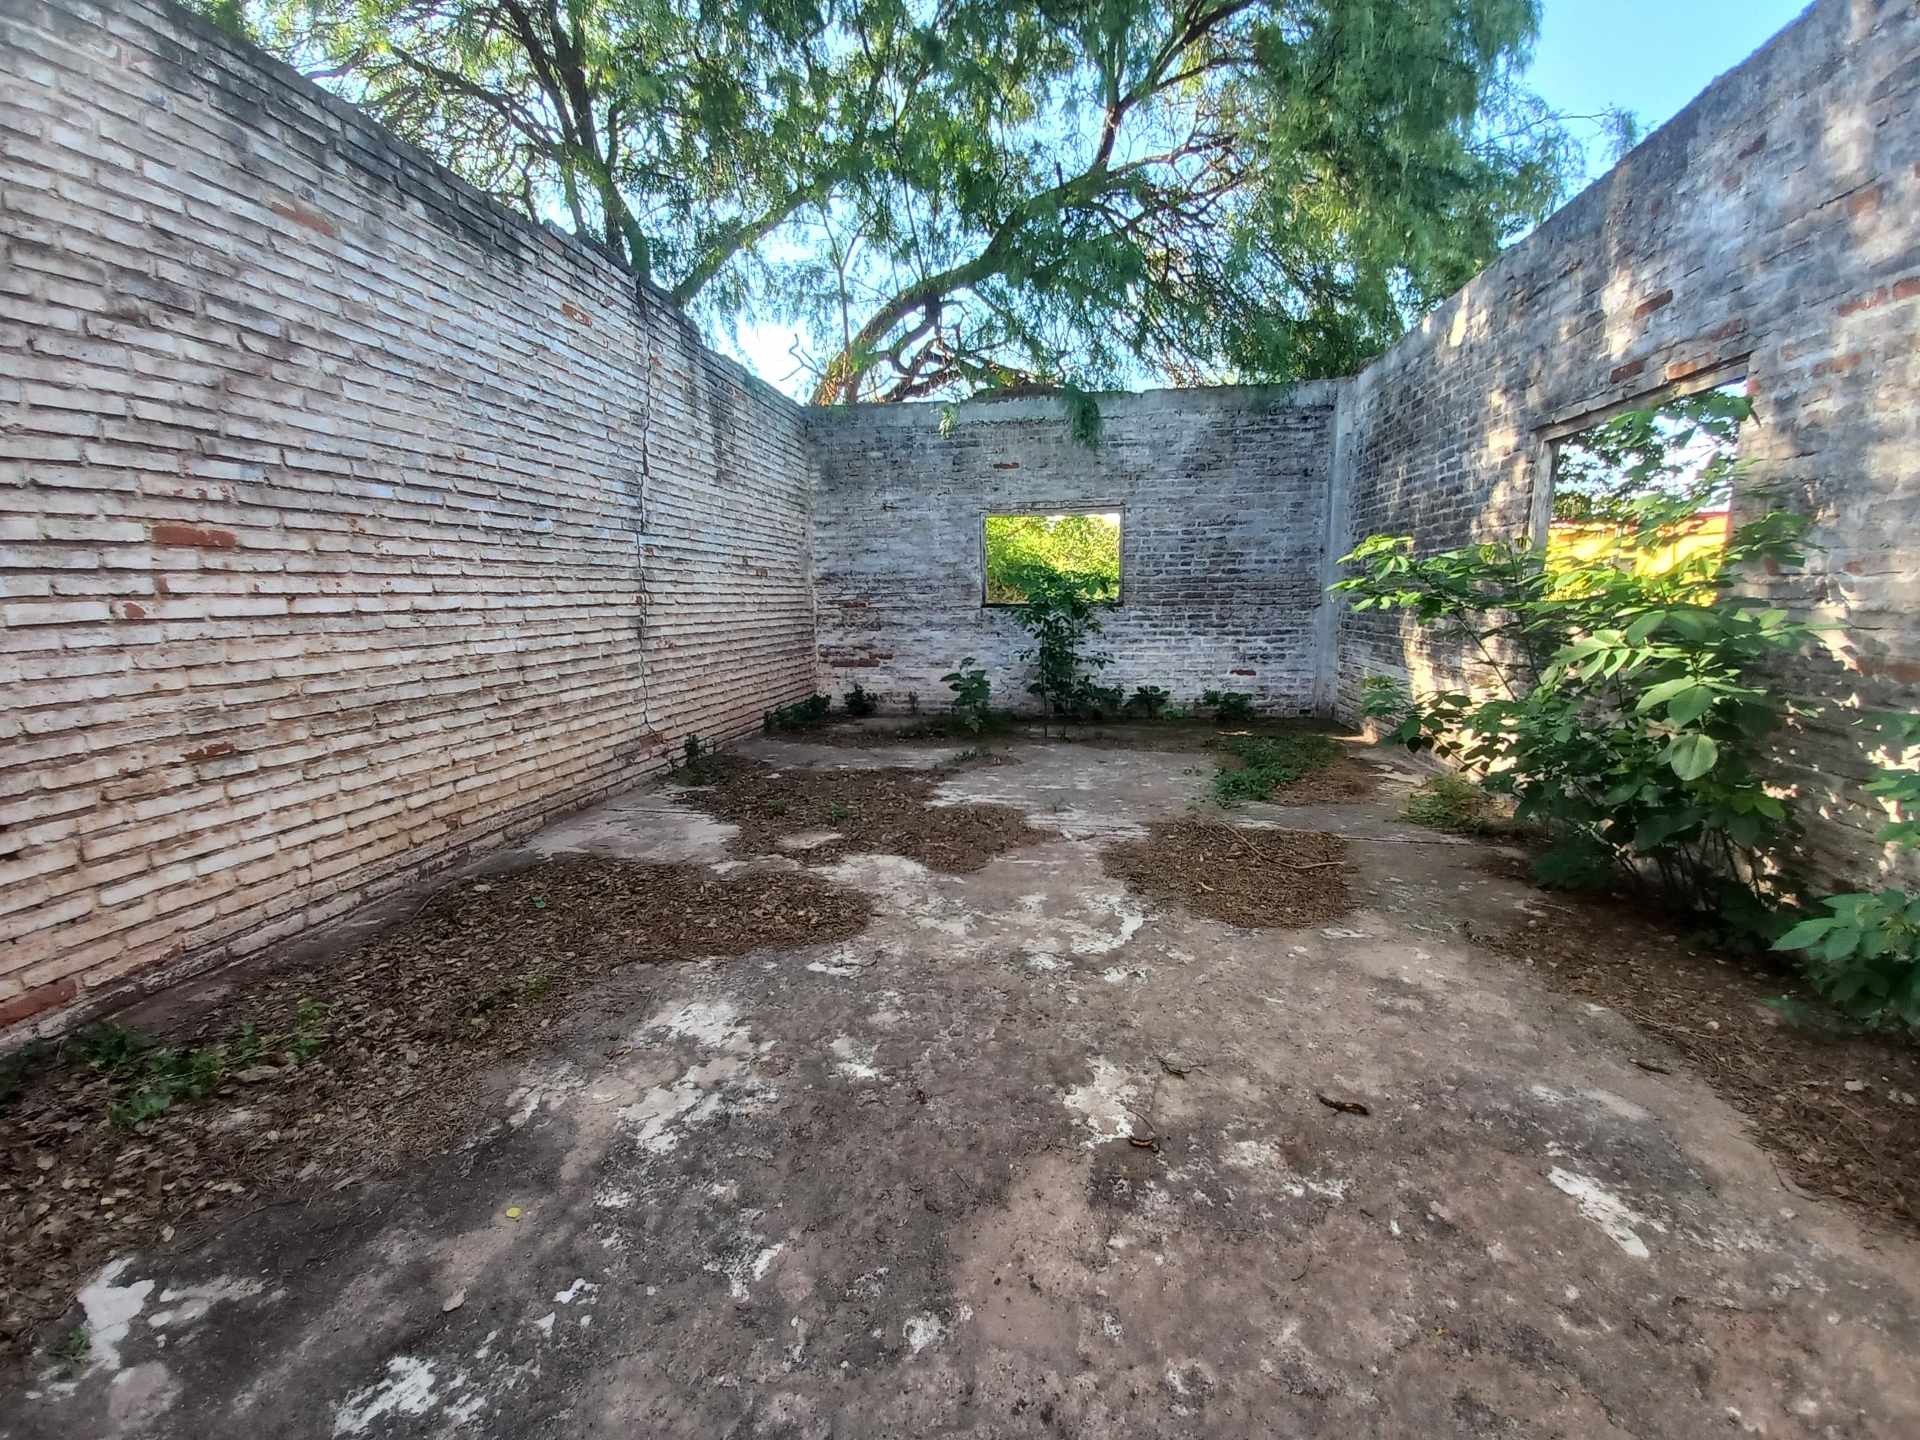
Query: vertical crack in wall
[{"left": 633, "top": 278, "right": 658, "bottom": 741}]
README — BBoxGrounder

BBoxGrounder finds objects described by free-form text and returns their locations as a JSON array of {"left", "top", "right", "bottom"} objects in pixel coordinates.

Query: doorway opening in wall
[
  {"left": 982, "top": 511, "right": 1123, "bottom": 606},
  {"left": 1541, "top": 376, "right": 1750, "bottom": 579}
]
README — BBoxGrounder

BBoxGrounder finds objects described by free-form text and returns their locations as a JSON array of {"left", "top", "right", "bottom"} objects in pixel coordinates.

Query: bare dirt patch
[
  {"left": 1102, "top": 819, "right": 1352, "bottom": 928},
  {"left": 1483, "top": 898, "right": 1920, "bottom": 1234},
  {"left": 676, "top": 755, "right": 1046, "bottom": 872},
  {"left": 0, "top": 856, "right": 869, "bottom": 1361}
]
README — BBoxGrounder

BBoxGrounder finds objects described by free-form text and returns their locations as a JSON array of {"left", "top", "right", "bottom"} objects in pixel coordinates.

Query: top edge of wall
[
  {"left": 812, "top": 379, "right": 1348, "bottom": 428},
  {"left": 1351, "top": 0, "right": 1836, "bottom": 388},
  {"left": 136, "top": 0, "right": 805, "bottom": 418}
]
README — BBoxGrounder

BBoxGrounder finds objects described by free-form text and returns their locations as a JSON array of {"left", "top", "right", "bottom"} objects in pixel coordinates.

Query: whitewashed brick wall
[
  {"left": 0, "top": 0, "right": 816, "bottom": 1029},
  {"left": 810, "top": 386, "right": 1341, "bottom": 715}
]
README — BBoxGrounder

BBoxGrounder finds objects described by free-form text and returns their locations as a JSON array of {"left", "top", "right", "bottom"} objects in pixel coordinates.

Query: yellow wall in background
[{"left": 1546, "top": 511, "right": 1730, "bottom": 575}]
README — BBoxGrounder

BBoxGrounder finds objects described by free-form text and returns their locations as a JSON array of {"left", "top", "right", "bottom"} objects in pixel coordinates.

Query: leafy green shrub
[
  {"left": 1124, "top": 685, "right": 1171, "bottom": 719},
  {"left": 1775, "top": 713, "right": 1920, "bottom": 1027},
  {"left": 1336, "top": 493, "right": 1817, "bottom": 921},
  {"left": 1403, "top": 773, "right": 1504, "bottom": 835},
  {"left": 763, "top": 693, "right": 832, "bottom": 733},
  {"left": 1202, "top": 690, "right": 1256, "bottom": 724},
  {"left": 942, "top": 657, "right": 991, "bottom": 734},
  {"left": 1212, "top": 732, "right": 1339, "bottom": 806},
  {"left": 844, "top": 683, "right": 877, "bottom": 718},
  {"left": 1009, "top": 566, "right": 1116, "bottom": 722}
]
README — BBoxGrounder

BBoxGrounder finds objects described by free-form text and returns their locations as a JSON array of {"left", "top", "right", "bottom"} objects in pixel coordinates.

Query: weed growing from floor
[
  {"left": 1124, "top": 685, "right": 1171, "bottom": 719},
  {"left": 844, "top": 683, "right": 877, "bottom": 717},
  {"left": 1212, "top": 733, "right": 1339, "bottom": 806},
  {"left": 673, "top": 734, "right": 723, "bottom": 783},
  {"left": 50, "top": 1325, "right": 89, "bottom": 1373},
  {"left": 1403, "top": 774, "right": 1506, "bottom": 835},
  {"left": 1203, "top": 689, "right": 1256, "bottom": 724},
  {"left": 70, "top": 1003, "right": 335, "bottom": 1128},
  {"left": 942, "top": 657, "right": 992, "bottom": 734},
  {"left": 764, "top": 694, "right": 832, "bottom": 732}
]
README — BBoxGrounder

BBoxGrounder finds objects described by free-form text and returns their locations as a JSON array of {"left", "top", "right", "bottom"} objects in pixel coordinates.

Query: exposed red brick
[
  {"left": 1736, "top": 132, "right": 1767, "bottom": 159},
  {"left": 150, "top": 522, "right": 238, "bottom": 549},
  {"left": 992, "top": 462, "right": 1021, "bottom": 470},
  {"left": 560, "top": 300, "right": 593, "bottom": 326},
  {"left": 1839, "top": 287, "right": 1889, "bottom": 317},
  {"left": 116, "top": 600, "right": 148, "bottom": 620},
  {"left": 1609, "top": 359, "right": 1647, "bottom": 385},
  {"left": 1895, "top": 277, "right": 1920, "bottom": 302},
  {"left": 183, "top": 741, "right": 238, "bottom": 762},
  {"left": 1706, "top": 317, "right": 1748, "bottom": 341},
  {"left": 0, "top": 979, "right": 78, "bottom": 1028},
  {"left": 269, "top": 198, "right": 340, "bottom": 238},
  {"left": 1633, "top": 289, "right": 1675, "bottom": 319},
  {"left": 1862, "top": 658, "right": 1920, "bottom": 684},
  {"left": 1847, "top": 184, "right": 1883, "bottom": 218},
  {"left": 1230, "top": 668, "right": 1256, "bottom": 676}
]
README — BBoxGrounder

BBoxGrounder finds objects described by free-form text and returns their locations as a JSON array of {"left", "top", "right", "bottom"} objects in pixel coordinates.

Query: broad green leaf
[
  {"left": 1625, "top": 611, "right": 1667, "bottom": 643},
  {"left": 1634, "top": 677, "right": 1692, "bottom": 713},
  {"left": 1666, "top": 733, "right": 1718, "bottom": 781},
  {"left": 1666, "top": 684, "right": 1715, "bottom": 728}
]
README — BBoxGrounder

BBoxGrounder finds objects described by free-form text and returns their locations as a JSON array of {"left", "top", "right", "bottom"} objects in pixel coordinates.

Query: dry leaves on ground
[
  {"left": 0, "top": 857, "right": 869, "bottom": 1360},
  {"left": 1102, "top": 819, "right": 1352, "bottom": 929},
  {"left": 675, "top": 756, "right": 1045, "bottom": 873},
  {"left": 1484, "top": 898, "right": 1920, "bottom": 1235}
]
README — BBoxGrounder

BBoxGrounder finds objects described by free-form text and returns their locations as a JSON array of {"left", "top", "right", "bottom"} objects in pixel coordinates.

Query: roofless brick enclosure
[{"left": 2, "top": 0, "right": 1916, "bottom": 1032}]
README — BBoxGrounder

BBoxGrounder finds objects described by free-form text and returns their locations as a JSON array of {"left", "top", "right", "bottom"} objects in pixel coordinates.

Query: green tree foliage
[
  {"left": 249, "top": 0, "right": 1602, "bottom": 400},
  {"left": 185, "top": 0, "right": 253, "bottom": 39},
  {"left": 1337, "top": 494, "right": 1818, "bottom": 919},
  {"left": 985, "top": 513, "right": 1121, "bottom": 605},
  {"left": 1552, "top": 387, "right": 1749, "bottom": 523}
]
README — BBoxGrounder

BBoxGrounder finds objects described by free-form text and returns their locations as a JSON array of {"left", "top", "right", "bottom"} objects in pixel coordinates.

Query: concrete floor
[{"left": 16, "top": 737, "right": 1920, "bottom": 1438}]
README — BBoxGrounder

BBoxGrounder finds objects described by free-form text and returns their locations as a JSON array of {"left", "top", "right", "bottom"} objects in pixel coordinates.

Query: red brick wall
[{"left": 0, "top": 0, "right": 818, "bottom": 1030}]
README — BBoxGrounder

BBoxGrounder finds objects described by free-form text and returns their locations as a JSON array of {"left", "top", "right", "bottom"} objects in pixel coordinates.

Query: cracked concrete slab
[{"left": 12, "top": 736, "right": 1920, "bottom": 1439}]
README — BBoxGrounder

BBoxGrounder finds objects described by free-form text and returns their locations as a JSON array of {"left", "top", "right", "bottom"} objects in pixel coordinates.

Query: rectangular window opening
[
  {"left": 982, "top": 511, "right": 1123, "bottom": 607},
  {"left": 1544, "top": 377, "right": 1749, "bottom": 578}
]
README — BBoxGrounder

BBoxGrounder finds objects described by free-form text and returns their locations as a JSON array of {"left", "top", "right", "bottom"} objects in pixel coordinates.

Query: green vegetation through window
[{"left": 983, "top": 512, "right": 1122, "bottom": 606}]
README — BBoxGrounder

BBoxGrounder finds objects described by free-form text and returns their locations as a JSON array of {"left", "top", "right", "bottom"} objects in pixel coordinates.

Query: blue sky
[
  {"left": 731, "top": 0, "right": 1814, "bottom": 393},
  {"left": 1533, "top": 0, "right": 1811, "bottom": 189}
]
